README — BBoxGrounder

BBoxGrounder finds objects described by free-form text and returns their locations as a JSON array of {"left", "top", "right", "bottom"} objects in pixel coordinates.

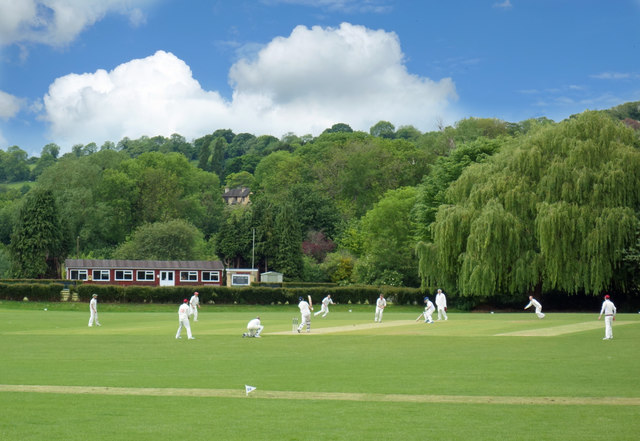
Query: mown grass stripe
[{"left": 2, "top": 384, "right": 638, "bottom": 406}]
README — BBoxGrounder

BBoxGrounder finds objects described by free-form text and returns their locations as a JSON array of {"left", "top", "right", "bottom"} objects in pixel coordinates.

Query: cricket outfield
[{"left": 1, "top": 302, "right": 639, "bottom": 440}]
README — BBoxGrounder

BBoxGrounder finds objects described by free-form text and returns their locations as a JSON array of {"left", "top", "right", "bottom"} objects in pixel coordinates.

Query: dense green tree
[
  {"left": 10, "top": 188, "right": 67, "bottom": 278},
  {"left": 418, "top": 112, "right": 640, "bottom": 296},
  {"left": 113, "top": 219, "right": 206, "bottom": 260},
  {"left": 454, "top": 117, "right": 509, "bottom": 143},
  {"left": 210, "top": 137, "right": 226, "bottom": 178},
  {"left": 100, "top": 141, "right": 116, "bottom": 151},
  {"left": 251, "top": 196, "right": 278, "bottom": 272},
  {"left": 225, "top": 171, "right": 255, "bottom": 190},
  {"left": 198, "top": 140, "right": 211, "bottom": 171},
  {"left": 286, "top": 183, "right": 341, "bottom": 240},
  {"left": 215, "top": 205, "right": 253, "bottom": 268},
  {"left": 227, "top": 133, "right": 256, "bottom": 158},
  {"left": 42, "top": 143, "right": 60, "bottom": 159},
  {"left": 395, "top": 125, "right": 422, "bottom": 141},
  {"left": 322, "top": 123, "right": 353, "bottom": 134},
  {"left": 254, "top": 151, "right": 304, "bottom": 202},
  {"left": 309, "top": 137, "right": 429, "bottom": 218},
  {"left": 273, "top": 202, "right": 303, "bottom": 280},
  {"left": 355, "top": 187, "right": 419, "bottom": 286},
  {"left": 603, "top": 101, "right": 640, "bottom": 121},
  {"left": 0, "top": 244, "right": 10, "bottom": 277},
  {"left": 413, "top": 137, "right": 503, "bottom": 241},
  {"left": 369, "top": 120, "right": 395, "bottom": 139},
  {"left": 1, "top": 146, "right": 30, "bottom": 182},
  {"left": 212, "top": 129, "right": 236, "bottom": 144},
  {"left": 321, "top": 250, "right": 355, "bottom": 284}
]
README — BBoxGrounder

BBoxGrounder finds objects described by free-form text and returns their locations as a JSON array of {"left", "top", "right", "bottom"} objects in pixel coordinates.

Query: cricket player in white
[
  {"left": 435, "top": 289, "right": 448, "bottom": 321},
  {"left": 243, "top": 316, "right": 264, "bottom": 338},
  {"left": 176, "top": 299, "right": 194, "bottom": 339},
  {"left": 374, "top": 294, "right": 386, "bottom": 322},
  {"left": 189, "top": 292, "right": 200, "bottom": 321},
  {"left": 297, "top": 297, "right": 312, "bottom": 333},
  {"left": 314, "top": 294, "right": 335, "bottom": 317},
  {"left": 88, "top": 293, "right": 101, "bottom": 327},
  {"left": 524, "top": 296, "right": 545, "bottom": 319},
  {"left": 416, "top": 297, "right": 435, "bottom": 323},
  {"left": 598, "top": 294, "right": 616, "bottom": 340}
]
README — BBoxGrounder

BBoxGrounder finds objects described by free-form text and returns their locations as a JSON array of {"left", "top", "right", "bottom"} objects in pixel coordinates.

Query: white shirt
[
  {"left": 376, "top": 297, "right": 387, "bottom": 309},
  {"left": 425, "top": 300, "right": 435, "bottom": 312},
  {"left": 90, "top": 298, "right": 98, "bottom": 312},
  {"left": 435, "top": 292, "right": 447, "bottom": 308},
  {"left": 525, "top": 298, "right": 542, "bottom": 310},
  {"left": 298, "top": 300, "right": 311, "bottom": 315},
  {"left": 190, "top": 295, "right": 200, "bottom": 308},
  {"left": 178, "top": 303, "right": 190, "bottom": 321},
  {"left": 322, "top": 296, "right": 334, "bottom": 306},
  {"left": 600, "top": 299, "right": 616, "bottom": 316},
  {"left": 247, "top": 318, "right": 261, "bottom": 329}
]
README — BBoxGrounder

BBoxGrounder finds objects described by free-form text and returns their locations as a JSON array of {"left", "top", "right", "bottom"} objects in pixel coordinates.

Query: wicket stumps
[{"left": 292, "top": 317, "right": 298, "bottom": 332}]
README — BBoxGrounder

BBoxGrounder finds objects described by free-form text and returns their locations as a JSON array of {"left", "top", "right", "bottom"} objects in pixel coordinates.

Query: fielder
[
  {"left": 435, "top": 289, "right": 448, "bottom": 321},
  {"left": 598, "top": 294, "right": 616, "bottom": 340},
  {"left": 88, "top": 293, "right": 101, "bottom": 327},
  {"left": 243, "top": 316, "right": 264, "bottom": 338},
  {"left": 416, "top": 296, "right": 435, "bottom": 324},
  {"left": 524, "top": 296, "right": 545, "bottom": 319},
  {"left": 189, "top": 291, "right": 201, "bottom": 321},
  {"left": 374, "top": 293, "right": 387, "bottom": 323},
  {"left": 297, "top": 296, "right": 312, "bottom": 333},
  {"left": 176, "top": 299, "right": 195, "bottom": 339},
  {"left": 314, "top": 294, "right": 335, "bottom": 317}
]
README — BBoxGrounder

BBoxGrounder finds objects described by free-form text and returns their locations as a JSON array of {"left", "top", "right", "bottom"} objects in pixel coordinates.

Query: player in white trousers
[
  {"left": 88, "top": 293, "right": 101, "bottom": 327},
  {"left": 314, "top": 294, "right": 335, "bottom": 317},
  {"left": 189, "top": 291, "right": 200, "bottom": 321},
  {"left": 435, "top": 289, "right": 448, "bottom": 321},
  {"left": 598, "top": 294, "right": 616, "bottom": 340},
  {"left": 416, "top": 296, "right": 435, "bottom": 323},
  {"left": 243, "top": 316, "right": 264, "bottom": 338},
  {"left": 176, "top": 299, "right": 194, "bottom": 339},
  {"left": 374, "top": 293, "right": 387, "bottom": 322},
  {"left": 297, "top": 297, "right": 312, "bottom": 333},
  {"left": 524, "top": 296, "right": 545, "bottom": 319}
]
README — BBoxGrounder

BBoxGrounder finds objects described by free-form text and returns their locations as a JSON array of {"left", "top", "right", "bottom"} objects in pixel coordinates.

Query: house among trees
[
  {"left": 64, "top": 259, "right": 224, "bottom": 287},
  {"left": 222, "top": 187, "right": 251, "bottom": 205}
]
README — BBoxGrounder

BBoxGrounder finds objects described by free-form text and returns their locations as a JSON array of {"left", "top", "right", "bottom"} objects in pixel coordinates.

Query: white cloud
[
  {"left": 42, "top": 23, "right": 459, "bottom": 148},
  {"left": 0, "top": 90, "right": 22, "bottom": 119},
  {"left": 590, "top": 72, "right": 638, "bottom": 80},
  {"left": 0, "top": 0, "right": 156, "bottom": 47},
  {"left": 493, "top": 0, "right": 512, "bottom": 9}
]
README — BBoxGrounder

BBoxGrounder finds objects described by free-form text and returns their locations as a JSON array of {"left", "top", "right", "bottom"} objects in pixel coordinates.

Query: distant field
[{"left": 1, "top": 302, "right": 639, "bottom": 440}]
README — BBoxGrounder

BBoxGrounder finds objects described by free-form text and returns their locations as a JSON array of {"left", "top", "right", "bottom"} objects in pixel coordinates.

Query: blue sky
[{"left": 1, "top": 0, "right": 639, "bottom": 156}]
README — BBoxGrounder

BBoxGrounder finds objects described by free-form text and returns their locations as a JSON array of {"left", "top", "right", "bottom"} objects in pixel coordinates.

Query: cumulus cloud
[
  {"left": 0, "top": 0, "right": 154, "bottom": 47},
  {"left": 42, "top": 23, "right": 459, "bottom": 147},
  {"left": 0, "top": 90, "right": 23, "bottom": 119}
]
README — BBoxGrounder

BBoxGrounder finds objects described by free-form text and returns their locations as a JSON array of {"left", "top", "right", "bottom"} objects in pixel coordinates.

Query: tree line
[{"left": 1, "top": 101, "right": 639, "bottom": 303}]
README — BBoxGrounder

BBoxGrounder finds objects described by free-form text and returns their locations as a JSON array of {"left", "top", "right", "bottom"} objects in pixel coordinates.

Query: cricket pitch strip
[{"left": 1, "top": 384, "right": 638, "bottom": 406}]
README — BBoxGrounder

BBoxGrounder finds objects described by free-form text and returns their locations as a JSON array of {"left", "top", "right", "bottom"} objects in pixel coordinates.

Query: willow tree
[{"left": 418, "top": 111, "right": 640, "bottom": 297}]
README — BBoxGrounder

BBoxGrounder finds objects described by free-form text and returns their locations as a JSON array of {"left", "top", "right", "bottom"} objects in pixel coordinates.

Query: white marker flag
[{"left": 245, "top": 385, "right": 257, "bottom": 396}]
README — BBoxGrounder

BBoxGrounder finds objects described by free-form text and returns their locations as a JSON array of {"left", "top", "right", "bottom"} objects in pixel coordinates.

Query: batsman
[{"left": 296, "top": 296, "right": 313, "bottom": 333}]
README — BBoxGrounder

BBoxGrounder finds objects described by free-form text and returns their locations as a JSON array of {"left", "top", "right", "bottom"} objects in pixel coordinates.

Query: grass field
[{"left": 1, "top": 301, "right": 639, "bottom": 440}]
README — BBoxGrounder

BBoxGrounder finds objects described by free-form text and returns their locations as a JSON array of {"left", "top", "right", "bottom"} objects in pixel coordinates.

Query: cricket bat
[{"left": 308, "top": 295, "right": 313, "bottom": 310}]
